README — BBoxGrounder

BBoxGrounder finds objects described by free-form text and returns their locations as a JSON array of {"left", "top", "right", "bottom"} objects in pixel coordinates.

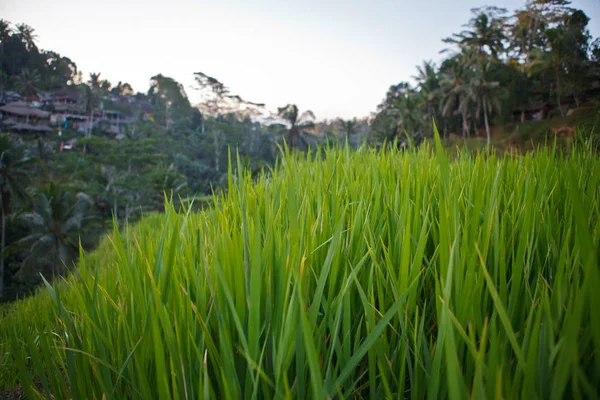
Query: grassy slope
[
  {"left": 1, "top": 138, "right": 599, "bottom": 398},
  {"left": 442, "top": 107, "right": 600, "bottom": 153}
]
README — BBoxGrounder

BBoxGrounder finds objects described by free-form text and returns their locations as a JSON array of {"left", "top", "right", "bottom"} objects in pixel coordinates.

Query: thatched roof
[
  {"left": 52, "top": 88, "right": 81, "bottom": 101},
  {"left": 11, "top": 123, "right": 52, "bottom": 132},
  {"left": 1, "top": 117, "right": 17, "bottom": 126},
  {"left": 0, "top": 102, "right": 51, "bottom": 119}
]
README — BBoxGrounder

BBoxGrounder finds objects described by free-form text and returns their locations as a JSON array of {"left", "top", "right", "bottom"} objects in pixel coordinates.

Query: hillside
[{"left": 1, "top": 136, "right": 599, "bottom": 398}]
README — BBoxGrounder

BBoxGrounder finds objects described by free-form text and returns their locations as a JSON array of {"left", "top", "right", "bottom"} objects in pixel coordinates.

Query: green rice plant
[{"left": 1, "top": 127, "right": 599, "bottom": 399}]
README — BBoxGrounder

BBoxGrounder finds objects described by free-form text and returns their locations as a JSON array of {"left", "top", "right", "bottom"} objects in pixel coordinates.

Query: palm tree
[
  {"left": 0, "top": 135, "right": 33, "bottom": 298},
  {"left": 339, "top": 118, "right": 357, "bottom": 142},
  {"left": 0, "top": 20, "right": 10, "bottom": 41},
  {"left": 99, "top": 164, "right": 123, "bottom": 222},
  {"left": 13, "top": 68, "right": 41, "bottom": 102},
  {"left": 18, "top": 183, "right": 96, "bottom": 278},
  {"left": 444, "top": 6, "right": 508, "bottom": 61},
  {"left": 413, "top": 61, "right": 442, "bottom": 135},
  {"left": 14, "top": 23, "right": 37, "bottom": 52},
  {"left": 80, "top": 84, "right": 99, "bottom": 139},
  {"left": 276, "top": 104, "right": 316, "bottom": 149},
  {"left": 440, "top": 52, "right": 473, "bottom": 137},
  {"left": 388, "top": 90, "right": 426, "bottom": 144},
  {"left": 88, "top": 72, "right": 102, "bottom": 90},
  {"left": 151, "top": 163, "right": 188, "bottom": 209},
  {"left": 457, "top": 63, "right": 503, "bottom": 146}
]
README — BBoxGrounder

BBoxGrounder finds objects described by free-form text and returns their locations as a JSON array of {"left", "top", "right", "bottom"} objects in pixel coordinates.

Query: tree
[
  {"left": 0, "top": 135, "right": 33, "bottom": 298},
  {"left": 276, "top": 104, "right": 316, "bottom": 149},
  {"left": 457, "top": 62, "right": 504, "bottom": 146},
  {"left": 531, "top": 8, "right": 591, "bottom": 114},
  {"left": 440, "top": 52, "right": 473, "bottom": 137},
  {"left": 80, "top": 83, "right": 99, "bottom": 138},
  {"left": 14, "top": 23, "right": 37, "bottom": 52},
  {"left": 444, "top": 6, "right": 509, "bottom": 61},
  {"left": 43, "top": 51, "right": 78, "bottom": 88},
  {"left": 150, "top": 163, "right": 188, "bottom": 209},
  {"left": 148, "top": 74, "right": 195, "bottom": 132},
  {"left": 99, "top": 79, "right": 112, "bottom": 95},
  {"left": 339, "top": 118, "right": 357, "bottom": 142},
  {"left": 413, "top": 61, "right": 442, "bottom": 134},
  {"left": 88, "top": 72, "right": 102, "bottom": 90},
  {"left": 193, "top": 72, "right": 264, "bottom": 120},
  {"left": 13, "top": 68, "right": 41, "bottom": 101},
  {"left": 18, "top": 183, "right": 97, "bottom": 278},
  {"left": 111, "top": 81, "right": 134, "bottom": 96},
  {"left": 388, "top": 88, "right": 426, "bottom": 143}
]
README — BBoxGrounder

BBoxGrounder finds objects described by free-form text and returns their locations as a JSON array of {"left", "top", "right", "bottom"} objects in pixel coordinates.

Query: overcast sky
[{"left": 2, "top": 0, "right": 599, "bottom": 120}]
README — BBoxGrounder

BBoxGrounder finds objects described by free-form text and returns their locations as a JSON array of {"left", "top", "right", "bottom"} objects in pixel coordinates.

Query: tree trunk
[
  {"left": 0, "top": 207, "right": 5, "bottom": 299},
  {"left": 461, "top": 111, "right": 469, "bottom": 138},
  {"left": 556, "top": 70, "right": 564, "bottom": 117},
  {"left": 88, "top": 110, "right": 93, "bottom": 138},
  {"left": 113, "top": 196, "right": 118, "bottom": 223},
  {"left": 483, "top": 98, "right": 491, "bottom": 147},
  {"left": 213, "top": 130, "right": 220, "bottom": 173},
  {"left": 37, "top": 134, "right": 44, "bottom": 161}
]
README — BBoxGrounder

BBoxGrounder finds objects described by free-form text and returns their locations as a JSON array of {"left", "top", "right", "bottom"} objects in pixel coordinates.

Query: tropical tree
[
  {"left": 14, "top": 23, "right": 37, "bottom": 52},
  {"left": 150, "top": 163, "right": 188, "bottom": 209},
  {"left": 80, "top": 83, "right": 100, "bottom": 138},
  {"left": 0, "top": 135, "right": 33, "bottom": 298},
  {"left": 457, "top": 62, "right": 504, "bottom": 146},
  {"left": 530, "top": 8, "right": 592, "bottom": 113},
  {"left": 43, "top": 51, "right": 78, "bottom": 88},
  {"left": 444, "top": 6, "right": 509, "bottom": 61},
  {"left": 18, "top": 183, "right": 97, "bottom": 278},
  {"left": 99, "top": 79, "right": 112, "bottom": 95},
  {"left": 440, "top": 52, "right": 473, "bottom": 137},
  {"left": 276, "top": 104, "right": 316, "bottom": 149},
  {"left": 388, "top": 89, "right": 426, "bottom": 143},
  {"left": 413, "top": 61, "right": 442, "bottom": 133},
  {"left": 88, "top": 72, "right": 102, "bottom": 90},
  {"left": 339, "top": 118, "right": 357, "bottom": 142},
  {"left": 111, "top": 81, "right": 134, "bottom": 96},
  {"left": 13, "top": 68, "right": 41, "bottom": 101}
]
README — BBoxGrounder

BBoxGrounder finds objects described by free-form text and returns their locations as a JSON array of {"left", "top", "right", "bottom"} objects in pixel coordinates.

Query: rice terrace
[
  {"left": 1, "top": 0, "right": 600, "bottom": 398},
  {"left": 1, "top": 130, "right": 599, "bottom": 398}
]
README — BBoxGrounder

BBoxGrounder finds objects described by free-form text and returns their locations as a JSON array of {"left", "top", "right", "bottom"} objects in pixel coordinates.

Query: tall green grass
[{"left": 1, "top": 133, "right": 599, "bottom": 399}]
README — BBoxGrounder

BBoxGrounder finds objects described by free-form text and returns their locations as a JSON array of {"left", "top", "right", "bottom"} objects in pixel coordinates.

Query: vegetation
[
  {"left": 0, "top": 20, "right": 289, "bottom": 301},
  {"left": 371, "top": 1, "right": 600, "bottom": 146},
  {"left": 0, "top": 0, "right": 599, "bottom": 396},
  {"left": 1, "top": 130, "right": 599, "bottom": 398}
]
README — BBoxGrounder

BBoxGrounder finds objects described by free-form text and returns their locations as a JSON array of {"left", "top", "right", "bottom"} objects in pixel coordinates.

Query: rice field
[{"left": 1, "top": 133, "right": 599, "bottom": 399}]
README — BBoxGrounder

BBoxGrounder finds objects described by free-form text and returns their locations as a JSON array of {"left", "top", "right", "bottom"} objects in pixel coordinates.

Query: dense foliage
[
  {"left": 1, "top": 131, "right": 599, "bottom": 398},
  {"left": 371, "top": 1, "right": 600, "bottom": 146}
]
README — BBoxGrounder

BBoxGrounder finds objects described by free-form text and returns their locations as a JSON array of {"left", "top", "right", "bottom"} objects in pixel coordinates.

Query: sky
[{"left": 1, "top": 0, "right": 599, "bottom": 121}]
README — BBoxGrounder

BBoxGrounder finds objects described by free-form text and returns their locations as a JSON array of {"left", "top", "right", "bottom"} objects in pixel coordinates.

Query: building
[
  {"left": 512, "top": 103, "right": 551, "bottom": 122},
  {"left": 0, "top": 101, "right": 52, "bottom": 134}
]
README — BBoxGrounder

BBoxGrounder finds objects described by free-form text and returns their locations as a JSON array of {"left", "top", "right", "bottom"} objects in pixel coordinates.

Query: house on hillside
[
  {"left": 50, "top": 88, "right": 90, "bottom": 129},
  {"left": 0, "top": 101, "right": 52, "bottom": 134},
  {"left": 512, "top": 103, "right": 551, "bottom": 122},
  {"left": 0, "top": 91, "right": 22, "bottom": 105},
  {"left": 53, "top": 88, "right": 81, "bottom": 106},
  {"left": 0, "top": 101, "right": 51, "bottom": 123}
]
